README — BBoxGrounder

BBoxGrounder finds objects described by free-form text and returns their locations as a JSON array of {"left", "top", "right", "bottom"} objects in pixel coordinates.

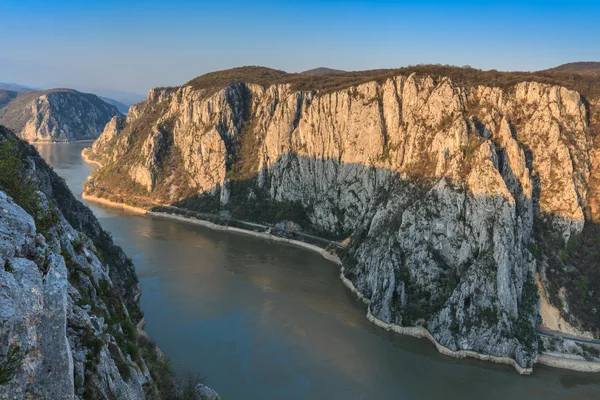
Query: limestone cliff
[
  {"left": 0, "top": 126, "right": 176, "bottom": 399},
  {"left": 0, "top": 89, "right": 121, "bottom": 143},
  {"left": 84, "top": 67, "right": 600, "bottom": 371}
]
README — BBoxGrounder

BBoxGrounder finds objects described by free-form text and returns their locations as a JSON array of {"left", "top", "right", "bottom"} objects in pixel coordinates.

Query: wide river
[{"left": 35, "top": 142, "right": 600, "bottom": 399}]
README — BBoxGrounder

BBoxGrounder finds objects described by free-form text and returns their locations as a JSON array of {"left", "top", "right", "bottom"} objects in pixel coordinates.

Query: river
[{"left": 35, "top": 142, "right": 600, "bottom": 400}]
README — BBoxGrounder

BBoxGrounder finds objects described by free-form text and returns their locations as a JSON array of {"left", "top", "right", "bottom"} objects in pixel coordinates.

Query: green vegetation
[
  {"left": 135, "top": 335, "right": 208, "bottom": 399},
  {"left": 83, "top": 327, "right": 104, "bottom": 371},
  {"left": 480, "top": 306, "right": 499, "bottom": 326},
  {"left": 513, "top": 275, "right": 539, "bottom": 354},
  {"left": 126, "top": 342, "right": 140, "bottom": 361},
  {"left": 528, "top": 241, "right": 541, "bottom": 260},
  {"left": 545, "top": 222, "right": 600, "bottom": 334},
  {"left": 72, "top": 233, "right": 86, "bottom": 254},
  {"left": 0, "top": 128, "right": 178, "bottom": 398},
  {"left": 0, "top": 140, "right": 40, "bottom": 214},
  {"left": 225, "top": 118, "right": 263, "bottom": 182},
  {"left": 0, "top": 139, "right": 62, "bottom": 238},
  {"left": 0, "top": 345, "right": 26, "bottom": 385},
  {"left": 3, "top": 259, "right": 13, "bottom": 273}
]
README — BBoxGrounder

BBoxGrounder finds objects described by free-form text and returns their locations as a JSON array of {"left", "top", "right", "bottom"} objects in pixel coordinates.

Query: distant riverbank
[{"left": 81, "top": 148, "right": 103, "bottom": 168}]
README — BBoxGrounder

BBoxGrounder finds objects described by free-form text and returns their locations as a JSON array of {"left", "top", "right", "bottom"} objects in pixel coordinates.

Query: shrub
[
  {"left": 82, "top": 329, "right": 104, "bottom": 357},
  {"left": 61, "top": 248, "right": 73, "bottom": 268},
  {"left": 3, "top": 260, "right": 13, "bottom": 273},
  {"left": 72, "top": 234, "right": 85, "bottom": 254},
  {"left": 0, "top": 140, "right": 40, "bottom": 216},
  {"left": 126, "top": 342, "right": 140, "bottom": 361},
  {"left": 121, "top": 321, "right": 137, "bottom": 343},
  {"left": 98, "top": 279, "right": 111, "bottom": 297},
  {"left": 0, "top": 345, "right": 26, "bottom": 385},
  {"left": 544, "top": 222, "right": 600, "bottom": 333},
  {"left": 0, "top": 140, "right": 63, "bottom": 237}
]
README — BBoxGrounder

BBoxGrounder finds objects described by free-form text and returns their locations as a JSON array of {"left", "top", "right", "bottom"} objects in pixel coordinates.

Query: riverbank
[
  {"left": 80, "top": 194, "right": 600, "bottom": 376},
  {"left": 337, "top": 264, "right": 534, "bottom": 374},
  {"left": 35, "top": 139, "right": 97, "bottom": 144},
  {"left": 81, "top": 148, "right": 104, "bottom": 168},
  {"left": 148, "top": 211, "right": 341, "bottom": 263},
  {"left": 140, "top": 207, "right": 535, "bottom": 374},
  {"left": 537, "top": 353, "right": 600, "bottom": 373},
  {"left": 82, "top": 193, "right": 147, "bottom": 214}
]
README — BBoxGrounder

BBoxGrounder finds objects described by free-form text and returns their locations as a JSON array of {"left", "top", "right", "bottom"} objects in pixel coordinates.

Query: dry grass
[{"left": 184, "top": 65, "right": 600, "bottom": 101}]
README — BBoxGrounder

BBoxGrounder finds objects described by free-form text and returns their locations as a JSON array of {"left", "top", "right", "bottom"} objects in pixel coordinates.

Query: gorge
[
  {"left": 82, "top": 65, "right": 600, "bottom": 374},
  {"left": 2, "top": 63, "right": 600, "bottom": 399},
  {"left": 36, "top": 140, "right": 600, "bottom": 399}
]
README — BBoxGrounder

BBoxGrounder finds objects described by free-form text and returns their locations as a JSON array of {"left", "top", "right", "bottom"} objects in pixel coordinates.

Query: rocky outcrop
[
  {"left": 84, "top": 68, "right": 600, "bottom": 371},
  {"left": 0, "top": 89, "right": 121, "bottom": 143},
  {"left": 0, "top": 126, "right": 176, "bottom": 399}
]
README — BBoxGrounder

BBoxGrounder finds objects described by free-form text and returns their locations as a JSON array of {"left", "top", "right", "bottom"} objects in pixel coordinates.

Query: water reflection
[{"left": 35, "top": 142, "right": 600, "bottom": 400}]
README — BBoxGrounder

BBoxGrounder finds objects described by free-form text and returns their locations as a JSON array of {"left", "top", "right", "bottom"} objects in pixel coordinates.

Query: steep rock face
[
  {"left": 0, "top": 89, "right": 121, "bottom": 143},
  {"left": 0, "top": 126, "right": 170, "bottom": 399},
  {"left": 92, "top": 115, "right": 126, "bottom": 157},
  {"left": 85, "top": 70, "right": 599, "bottom": 370},
  {"left": 0, "top": 191, "right": 152, "bottom": 399}
]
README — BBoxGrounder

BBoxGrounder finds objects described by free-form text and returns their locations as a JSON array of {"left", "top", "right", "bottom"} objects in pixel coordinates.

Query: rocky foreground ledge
[{"left": 0, "top": 126, "right": 219, "bottom": 399}]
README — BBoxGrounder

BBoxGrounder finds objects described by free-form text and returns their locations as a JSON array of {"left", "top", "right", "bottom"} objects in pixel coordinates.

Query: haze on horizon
[{"left": 2, "top": 0, "right": 600, "bottom": 95}]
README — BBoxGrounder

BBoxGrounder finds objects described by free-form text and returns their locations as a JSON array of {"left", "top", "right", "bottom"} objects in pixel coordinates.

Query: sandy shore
[
  {"left": 81, "top": 149, "right": 104, "bottom": 168},
  {"left": 148, "top": 211, "right": 341, "bottom": 260},
  {"left": 82, "top": 193, "right": 148, "bottom": 214},
  {"left": 537, "top": 353, "right": 600, "bottom": 373},
  {"left": 34, "top": 139, "right": 96, "bottom": 144},
  {"left": 87, "top": 198, "right": 600, "bottom": 375}
]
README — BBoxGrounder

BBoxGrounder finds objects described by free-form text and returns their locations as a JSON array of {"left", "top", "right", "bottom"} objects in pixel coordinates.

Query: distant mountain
[
  {"left": 0, "top": 82, "right": 36, "bottom": 92},
  {"left": 72, "top": 87, "right": 146, "bottom": 107},
  {"left": 98, "top": 95, "right": 130, "bottom": 114},
  {"left": 0, "top": 88, "right": 122, "bottom": 142},
  {"left": 36, "top": 82, "right": 146, "bottom": 108},
  {"left": 301, "top": 67, "right": 347, "bottom": 75},
  {"left": 0, "top": 89, "right": 18, "bottom": 108},
  {"left": 544, "top": 62, "right": 600, "bottom": 75},
  {"left": 0, "top": 82, "right": 131, "bottom": 112}
]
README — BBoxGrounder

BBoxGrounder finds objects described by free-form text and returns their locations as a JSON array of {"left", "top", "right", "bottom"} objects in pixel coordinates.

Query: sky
[{"left": 1, "top": 0, "right": 600, "bottom": 95}]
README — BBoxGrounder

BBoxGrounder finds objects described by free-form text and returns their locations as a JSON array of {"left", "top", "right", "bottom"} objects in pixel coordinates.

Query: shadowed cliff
[{"left": 83, "top": 67, "right": 600, "bottom": 369}]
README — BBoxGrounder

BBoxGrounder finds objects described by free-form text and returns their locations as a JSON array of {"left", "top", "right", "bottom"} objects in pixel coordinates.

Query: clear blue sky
[{"left": 1, "top": 0, "right": 599, "bottom": 94}]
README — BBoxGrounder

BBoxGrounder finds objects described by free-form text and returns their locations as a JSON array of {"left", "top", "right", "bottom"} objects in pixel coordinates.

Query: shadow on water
[{"left": 35, "top": 142, "right": 600, "bottom": 400}]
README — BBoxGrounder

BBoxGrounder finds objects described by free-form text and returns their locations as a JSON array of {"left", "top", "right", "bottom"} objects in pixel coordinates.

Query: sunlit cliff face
[{"left": 85, "top": 71, "right": 600, "bottom": 370}]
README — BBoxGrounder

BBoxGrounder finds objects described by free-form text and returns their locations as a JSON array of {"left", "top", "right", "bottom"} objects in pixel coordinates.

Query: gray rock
[
  {"left": 196, "top": 383, "right": 220, "bottom": 400},
  {"left": 85, "top": 71, "right": 599, "bottom": 370},
  {"left": 0, "top": 89, "right": 122, "bottom": 143},
  {"left": 0, "top": 126, "right": 168, "bottom": 398}
]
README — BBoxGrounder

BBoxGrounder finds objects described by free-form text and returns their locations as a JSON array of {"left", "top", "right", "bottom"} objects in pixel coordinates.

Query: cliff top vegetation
[{"left": 185, "top": 65, "right": 600, "bottom": 100}]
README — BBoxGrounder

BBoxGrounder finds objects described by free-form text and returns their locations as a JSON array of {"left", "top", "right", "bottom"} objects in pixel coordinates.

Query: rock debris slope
[{"left": 84, "top": 66, "right": 600, "bottom": 372}]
